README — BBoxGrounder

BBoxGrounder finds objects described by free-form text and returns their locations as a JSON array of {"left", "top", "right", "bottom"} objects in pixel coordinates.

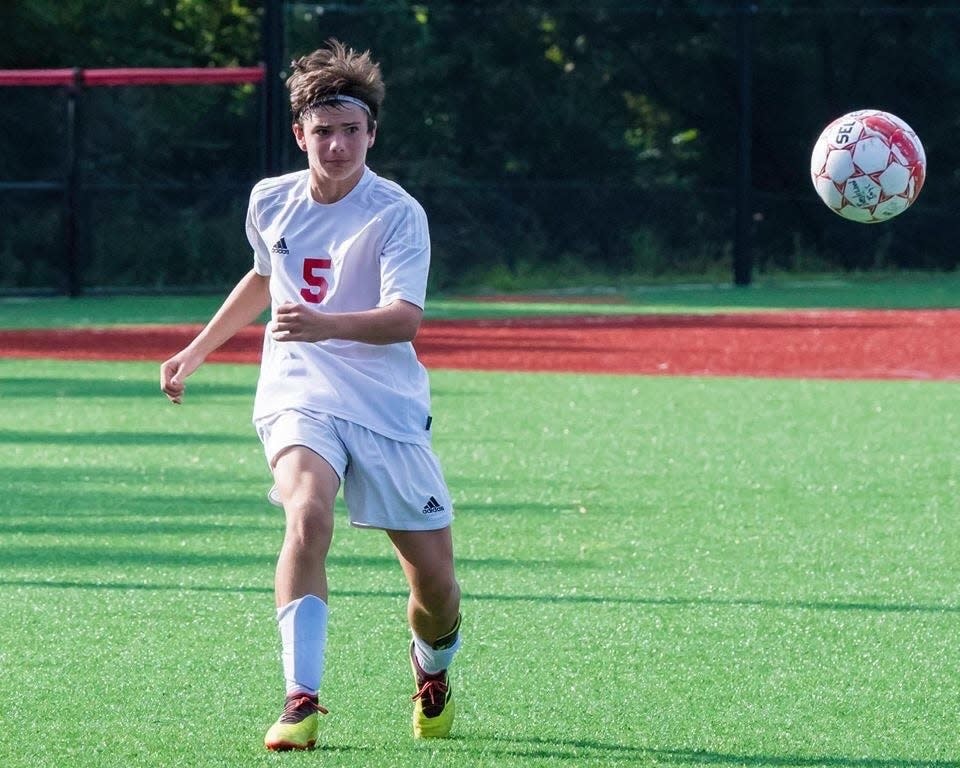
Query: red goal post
[{"left": 0, "top": 66, "right": 264, "bottom": 87}]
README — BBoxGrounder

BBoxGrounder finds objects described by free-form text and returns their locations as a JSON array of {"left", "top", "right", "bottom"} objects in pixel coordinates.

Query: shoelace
[
  {"left": 279, "top": 694, "right": 329, "bottom": 723},
  {"left": 412, "top": 674, "right": 448, "bottom": 716}
]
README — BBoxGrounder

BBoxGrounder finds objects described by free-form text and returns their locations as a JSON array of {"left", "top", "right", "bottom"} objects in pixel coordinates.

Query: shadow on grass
[
  {"left": 0, "top": 578, "right": 277, "bottom": 594},
  {"left": 0, "top": 544, "right": 274, "bottom": 570},
  {"left": 0, "top": 429, "right": 248, "bottom": 445},
  {"left": 0, "top": 516, "right": 274, "bottom": 537},
  {"left": 2, "top": 574, "right": 958, "bottom": 617},
  {"left": 464, "top": 735, "right": 960, "bottom": 767},
  {"left": 0, "top": 466, "right": 267, "bottom": 499},
  {"left": 0, "top": 541, "right": 451, "bottom": 571},
  {"left": 464, "top": 590, "right": 960, "bottom": 615},
  {"left": 0, "top": 376, "right": 253, "bottom": 399}
]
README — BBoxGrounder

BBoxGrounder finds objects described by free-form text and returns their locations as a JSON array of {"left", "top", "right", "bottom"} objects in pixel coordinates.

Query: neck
[{"left": 310, "top": 166, "right": 365, "bottom": 204}]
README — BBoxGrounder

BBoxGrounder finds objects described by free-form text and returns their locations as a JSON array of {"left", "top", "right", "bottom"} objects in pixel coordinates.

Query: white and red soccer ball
[{"left": 810, "top": 109, "right": 926, "bottom": 223}]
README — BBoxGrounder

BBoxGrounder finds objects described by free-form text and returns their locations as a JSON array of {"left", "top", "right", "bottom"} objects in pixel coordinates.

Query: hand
[
  {"left": 160, "top": 350, "right": 203, "bottom": 404},
  {"left": 271, "top": 302, "right": 333, "bottom": 343}
]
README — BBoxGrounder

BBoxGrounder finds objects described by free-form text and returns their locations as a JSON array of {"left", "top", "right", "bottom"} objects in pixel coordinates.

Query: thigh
[
  {"left": 256, "top": 410, "right": 348, "bottom": 480},
  {"left": 257, "top": 410, "right": 347, "bottom": 521},
  {"left": 273, "top": 444, "right": 341, "bottom": 518}
]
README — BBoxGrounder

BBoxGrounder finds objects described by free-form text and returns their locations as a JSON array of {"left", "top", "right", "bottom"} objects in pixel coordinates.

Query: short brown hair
[{"left": 287, "top": 39, "right": 385, "bottom": 127}]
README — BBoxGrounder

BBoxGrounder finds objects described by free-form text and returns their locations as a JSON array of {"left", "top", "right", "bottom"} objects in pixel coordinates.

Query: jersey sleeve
[
  {"left": 378, "top": 199, "right": 430, "bottom": 310},
  {"left": 245, "top": 186, "right": 272, "bottom": 276}
]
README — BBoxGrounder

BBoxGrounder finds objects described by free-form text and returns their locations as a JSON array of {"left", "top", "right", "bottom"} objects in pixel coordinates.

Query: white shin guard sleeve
[{"left": 277, "top": 595, "right": 328, "bottom": 696}]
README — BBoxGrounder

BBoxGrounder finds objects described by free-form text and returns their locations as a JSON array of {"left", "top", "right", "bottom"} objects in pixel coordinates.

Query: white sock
[
  {"left": 277, "top": 595, "right": 328, "bottom": 696},
  {"left": 412, "top": 617, "right": 461, "bottom": 675}
]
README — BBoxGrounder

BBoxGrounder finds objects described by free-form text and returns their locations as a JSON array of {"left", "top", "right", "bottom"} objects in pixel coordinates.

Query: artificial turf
[{"left": 1, "top": 358, "right": 958, "bottom": 767}]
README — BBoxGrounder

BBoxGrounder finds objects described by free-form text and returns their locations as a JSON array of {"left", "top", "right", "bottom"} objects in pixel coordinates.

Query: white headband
[{"left": 302, "top": 94, "right": 372, "bottom": 117}]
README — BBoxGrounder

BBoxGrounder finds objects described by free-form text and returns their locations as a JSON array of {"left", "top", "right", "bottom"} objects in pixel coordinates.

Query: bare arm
[
  {"left": 270, "top": 298, "right": 423, "bottom": 345},
  {"left": 160, "top": 269, "right": 271, "bottom": 403}
]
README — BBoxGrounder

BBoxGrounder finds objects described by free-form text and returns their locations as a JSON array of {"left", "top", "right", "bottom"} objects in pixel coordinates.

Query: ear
[
  {"left": 367, "top": 122, "right": 377, "bottom": 148},
  {"left": 292, "top": 121, "right": 307, "bottom": 152}
]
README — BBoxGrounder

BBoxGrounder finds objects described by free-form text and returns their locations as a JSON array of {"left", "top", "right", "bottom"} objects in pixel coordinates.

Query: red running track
[{"left": 1, "top": 309, "right": 958, "bottom": 380}]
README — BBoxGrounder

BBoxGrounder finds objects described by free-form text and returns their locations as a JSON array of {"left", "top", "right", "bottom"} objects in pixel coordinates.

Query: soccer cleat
[
  {"left": 410, "top": 643, "right": 455, "bottom": 739},
  {"left": 263, "top": 692, "right": 328, "bottom": 751}
]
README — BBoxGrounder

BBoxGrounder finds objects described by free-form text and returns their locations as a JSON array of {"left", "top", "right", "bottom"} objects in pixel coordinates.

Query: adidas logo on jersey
[
  {"left": 271, "top": 237, "right": 289, "bottom": 255},
  {"left": 422, "top": 496, "right": 445, "bottom": 515}
]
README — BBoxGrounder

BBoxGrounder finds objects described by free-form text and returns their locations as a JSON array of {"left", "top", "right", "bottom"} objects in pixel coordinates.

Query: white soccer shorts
[{"left": 256, "top": 410, "right": 453, "bottom": 531}]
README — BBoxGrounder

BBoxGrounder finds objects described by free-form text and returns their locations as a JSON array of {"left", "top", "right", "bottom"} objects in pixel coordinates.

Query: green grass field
[
  {"left": 2, "top": 277, "right": 959, "bottom": 767},
  {"left": 1, "top": 271, "right": 959, "bottom": 328}
]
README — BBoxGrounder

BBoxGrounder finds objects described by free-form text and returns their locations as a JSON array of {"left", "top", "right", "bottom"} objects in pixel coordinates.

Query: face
[{"left": 293, "top": 104, "right": 376, "bottom": 194}]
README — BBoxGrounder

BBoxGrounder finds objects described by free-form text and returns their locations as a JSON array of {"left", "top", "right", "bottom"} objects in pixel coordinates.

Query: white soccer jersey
[{"left": 246, "top": 167, "right": 434, "bottom": 445}]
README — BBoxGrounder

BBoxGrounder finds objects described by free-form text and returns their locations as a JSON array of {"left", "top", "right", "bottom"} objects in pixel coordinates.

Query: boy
[{"left": 160, "top": 39, "right": 462, "bottom": 750}]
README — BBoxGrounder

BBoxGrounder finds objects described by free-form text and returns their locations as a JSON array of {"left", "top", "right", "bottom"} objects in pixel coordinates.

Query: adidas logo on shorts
[{"left": 421, "top": 496, "right": 445, "bottom": 515}]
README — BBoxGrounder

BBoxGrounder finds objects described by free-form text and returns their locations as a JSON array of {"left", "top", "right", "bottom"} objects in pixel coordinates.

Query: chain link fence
[{"left": 1, "top": 3, "right": 957, "bottom": 295}]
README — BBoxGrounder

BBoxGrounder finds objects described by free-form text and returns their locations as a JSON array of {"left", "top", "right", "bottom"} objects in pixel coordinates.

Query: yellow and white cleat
[
  {"left": 410, "top": 644, "right": 455, "bottom": 739},
  {"left": 264, "top": 693, "right": 327, "bottom": 751}
]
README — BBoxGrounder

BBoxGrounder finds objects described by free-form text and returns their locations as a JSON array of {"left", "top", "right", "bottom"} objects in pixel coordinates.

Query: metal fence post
[
  {"left": 262, "top": 0, "right": 285, "bottom": 177},
  {"left": 734, "top": 2, "right": 755, "bottom": 287},
  {"left": 64, "top": 67, "right": 83, "bottom": 297}
]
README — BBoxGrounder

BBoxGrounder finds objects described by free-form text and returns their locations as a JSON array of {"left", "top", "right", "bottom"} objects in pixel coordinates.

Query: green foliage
[
  {"left": 286, "top": 3, "right": 960, "bottom": 287},
  {"left": 0, "top": 1, "right": 262, "bottom": 291},
  {"left": 0, "top": 191, "right": 65, "bottom": 291},
  {"left": 0, "top": 0, "right": 260, "bottom": 68},
  {"left": 81, "top": 188, "right": 251, "bottom": 290},
  {"left": 2, "top": 3, "right": 960, "bottom": 292}
]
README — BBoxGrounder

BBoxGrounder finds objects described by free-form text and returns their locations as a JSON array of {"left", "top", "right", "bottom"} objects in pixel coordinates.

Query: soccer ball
[{"left": 810, "top": 109, "right": 926, "bottom": 223}]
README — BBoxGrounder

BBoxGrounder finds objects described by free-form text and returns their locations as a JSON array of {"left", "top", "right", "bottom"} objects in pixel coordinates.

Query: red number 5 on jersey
[{"left": 300, "top": 257, "right": 332, "bottom": 303}]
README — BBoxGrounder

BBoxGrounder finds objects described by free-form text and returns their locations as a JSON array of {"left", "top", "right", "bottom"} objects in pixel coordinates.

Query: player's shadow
[
  {"left": 466, "top": 589, "right": 960, "bottom": 615},
  {"left": 481, "top": 736, "right": 960, "bottom": 768}
]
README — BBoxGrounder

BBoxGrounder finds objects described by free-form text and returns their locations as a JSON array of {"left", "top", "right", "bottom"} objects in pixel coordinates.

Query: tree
[{"left": 0, "top": 0, "right": 260, "bottom": 68}]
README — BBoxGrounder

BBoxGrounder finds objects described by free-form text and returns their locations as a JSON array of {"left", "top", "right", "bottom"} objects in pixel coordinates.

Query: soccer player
[{"left": 159, "top": 39, "right": 462, "bottom": 750}]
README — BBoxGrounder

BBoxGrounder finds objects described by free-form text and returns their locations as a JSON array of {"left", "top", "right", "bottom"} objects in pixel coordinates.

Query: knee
[
  {"left": 284, "top": 499, "right": 334, "bottom": 553},
  {"left": 445, "top": 577, "right": 462, "bottom": 608},
  {"left": 419, "top": 574, "right": 461, "bottom": 614}
]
